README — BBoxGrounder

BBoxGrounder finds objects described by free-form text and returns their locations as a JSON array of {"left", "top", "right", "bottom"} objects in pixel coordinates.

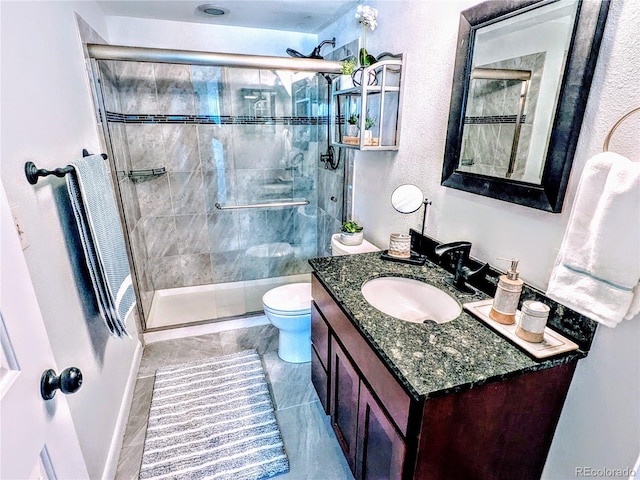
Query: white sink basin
[{"left": 361, "top": 277, "right": 462, "bottom": 324}]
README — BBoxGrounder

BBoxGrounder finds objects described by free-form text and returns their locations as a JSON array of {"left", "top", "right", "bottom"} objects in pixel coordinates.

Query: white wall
[
  {"left": 106, "top": 16, "right": 317, "bottom": 57},
  {"left": 0, "top": 2, "right": 141, "bottom": 478},
  {"left": 320, "top": 0, "right": 640, "bottom": 476}
]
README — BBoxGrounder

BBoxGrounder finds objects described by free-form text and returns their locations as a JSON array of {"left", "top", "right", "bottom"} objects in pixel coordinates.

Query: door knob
[{"left": 40, "top": 367, "right": 83, "bottom": 400}]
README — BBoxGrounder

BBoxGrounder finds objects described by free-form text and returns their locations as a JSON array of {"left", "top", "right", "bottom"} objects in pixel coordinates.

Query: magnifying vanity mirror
[
  {"left": 442, "top": 0, "right": 610, "bottom": 212},
  {"left": 391, "top": 184, "right": 432, "bottom": 236},
  {"left": 391, "top": 184, "right": 424, "bottom": 213}
]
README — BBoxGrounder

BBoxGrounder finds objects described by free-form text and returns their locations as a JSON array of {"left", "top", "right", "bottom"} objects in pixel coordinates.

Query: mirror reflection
[
  {"left": 391, "top": 184, "right": 424, "bottom": 213},
  {"left": 442, "top": 0, "right": 609, "bottom": 212},
  {"left": 458, "top": 0, "right": 578, "bottom": 183}
]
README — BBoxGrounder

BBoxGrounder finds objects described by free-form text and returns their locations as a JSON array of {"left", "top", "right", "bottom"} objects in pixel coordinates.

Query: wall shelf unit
[{"left": 330, "top": 56, "right": 405, "bottom": 151}]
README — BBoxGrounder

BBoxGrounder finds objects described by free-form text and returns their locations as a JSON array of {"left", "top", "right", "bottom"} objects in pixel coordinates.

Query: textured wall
[
  {"left": 319, "top": 0, "right": 640, "bottom": 476},
  {"left": 0, "top": 3, "right": 141, "bottom": 478}
]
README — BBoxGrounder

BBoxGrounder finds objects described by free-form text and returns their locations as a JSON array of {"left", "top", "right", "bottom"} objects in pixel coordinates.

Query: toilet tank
[{"left": 331, "top": 233, "right": 380, "bottom": 256}]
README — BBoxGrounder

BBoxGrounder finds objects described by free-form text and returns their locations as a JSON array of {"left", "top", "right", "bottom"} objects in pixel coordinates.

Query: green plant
[
  {"left": 359, "top": 48, "right": 377, "bottom": 67},
  {"left": 365, "top": 116, "right": 376, "bottom": 130},
  {"left": 348, "top": 114, "right": 359, "bottom": 125},
  {"left": 341, "top": 58, "right": 357, "bottom": 75},
  {"left": 341, "top": 221, "right": 363, "bottom": 233}
]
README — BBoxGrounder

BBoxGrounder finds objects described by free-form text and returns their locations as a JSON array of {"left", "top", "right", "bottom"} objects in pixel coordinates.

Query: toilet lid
[{"left": 263, "top": 283, "right": 311, "bottom": 315}]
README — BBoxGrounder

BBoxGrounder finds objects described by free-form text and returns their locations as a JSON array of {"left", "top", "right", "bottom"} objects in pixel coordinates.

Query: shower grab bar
[
  {"left": 87, "top": 44, "right": 342, "bottom": 74},
  {"left": 25, "top": 149, "right": 107, "bottom": 185},
  {"left": 215, "top": 200, "right": 310, "bottom": 210}
]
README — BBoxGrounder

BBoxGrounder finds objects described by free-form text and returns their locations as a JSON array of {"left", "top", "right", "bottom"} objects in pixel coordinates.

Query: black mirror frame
[{"left": 441, "top": 0, "right": 610, "bottom": 213}]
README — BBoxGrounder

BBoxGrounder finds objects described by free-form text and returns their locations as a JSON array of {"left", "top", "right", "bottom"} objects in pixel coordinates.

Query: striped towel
[
  {"left": 66, "top": 154, "right": 134, "bottom": 337},
  {"left": 139, "top": 350, "right": 289, "bottom": 480}
]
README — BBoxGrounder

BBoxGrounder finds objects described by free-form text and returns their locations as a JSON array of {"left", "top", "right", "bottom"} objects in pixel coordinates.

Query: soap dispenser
[{"left": 489, "top": 258, "right": 523, "bottom": 325}]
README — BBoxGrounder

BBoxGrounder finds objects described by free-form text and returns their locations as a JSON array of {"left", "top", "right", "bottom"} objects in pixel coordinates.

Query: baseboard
[
  {"left": 101, "top": 340, "right": 143, "bottom": 480},
  {"left": 143, "top": 314, "right": 270, "bottom": 344}
]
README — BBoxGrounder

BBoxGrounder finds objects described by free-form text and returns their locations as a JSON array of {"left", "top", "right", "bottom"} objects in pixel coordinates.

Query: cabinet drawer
[
  {"left": 311, "top": 345, "right": 329, "bottom": 414},
  {"left": 312, "top": 274, "right": 411, "bottom": 436},
  {"left": 311, "top": 302, "right": 329, "bottom": 370}
]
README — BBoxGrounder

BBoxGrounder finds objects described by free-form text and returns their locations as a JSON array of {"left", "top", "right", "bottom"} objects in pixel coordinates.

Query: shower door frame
[{"left": 87, "top": 44, "right": 340, "bottom": 333}]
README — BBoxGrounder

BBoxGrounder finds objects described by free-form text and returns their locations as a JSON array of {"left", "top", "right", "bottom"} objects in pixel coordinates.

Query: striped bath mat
[{"left": 139, "top": 350, "right": 289, "bottom": 479}]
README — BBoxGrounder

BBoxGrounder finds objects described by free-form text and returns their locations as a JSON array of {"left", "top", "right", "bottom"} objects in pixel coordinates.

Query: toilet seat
[{"left": 262, "top": 283, "right": 311, "bottom": 316}]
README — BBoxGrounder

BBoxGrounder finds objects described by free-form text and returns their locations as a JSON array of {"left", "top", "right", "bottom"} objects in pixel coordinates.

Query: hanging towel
[
  {"left": 546, "top": 151, "right": 640, "bottom": 327},
  {"left": 66, "top": 154, "right": 135, "bottom": 337}
]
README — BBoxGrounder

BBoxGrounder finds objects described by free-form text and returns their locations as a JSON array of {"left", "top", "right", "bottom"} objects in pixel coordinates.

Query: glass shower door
[{"left": 95, "top": 59, "right": 321, "bottom": 329}]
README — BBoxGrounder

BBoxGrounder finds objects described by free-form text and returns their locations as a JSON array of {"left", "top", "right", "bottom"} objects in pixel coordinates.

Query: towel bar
[{"left": 25, "top": 149, "right": 108, "bottom": 185}]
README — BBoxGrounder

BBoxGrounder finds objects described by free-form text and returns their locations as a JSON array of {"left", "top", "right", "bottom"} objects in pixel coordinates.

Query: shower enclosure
[{"left": 88, "top": 46, "right": 342, "bottom": 330}]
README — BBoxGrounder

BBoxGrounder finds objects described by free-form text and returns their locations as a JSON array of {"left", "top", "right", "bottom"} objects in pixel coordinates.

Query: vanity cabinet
[
  {"left": 311, "top": 273, "right": 578, "bottom": 480},
  {"left": 330, "top": 57, "right": 405, "bottom": 151}
]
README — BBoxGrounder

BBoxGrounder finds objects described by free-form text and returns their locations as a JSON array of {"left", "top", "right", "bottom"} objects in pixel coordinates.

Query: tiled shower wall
[
  {"left": 316, "top": 75, "right": 346, "bottom": 257},
  {"left": 460, "top": 52, "right": 545, "bottom": 180},
  {"left": 97, "top": 61, "right": 322, "bottom": 320},
  {"left": 314, "top": 40, "right": 362, "bottom": 257}
]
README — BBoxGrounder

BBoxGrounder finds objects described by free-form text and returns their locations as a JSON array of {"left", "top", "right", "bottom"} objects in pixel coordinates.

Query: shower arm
[{"left": 310, "top": 38, "right": 336, "bottom": 59}]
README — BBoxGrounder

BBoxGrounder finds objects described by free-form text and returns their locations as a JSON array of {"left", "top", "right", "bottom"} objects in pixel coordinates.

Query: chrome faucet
[{"left": 434, "top": 241, "right": 489, "bottom": 293}]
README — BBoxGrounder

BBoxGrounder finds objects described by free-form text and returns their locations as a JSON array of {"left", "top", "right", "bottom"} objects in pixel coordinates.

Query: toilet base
[{"left": 277, "top": 330, "right": 311, "bottom": 363}]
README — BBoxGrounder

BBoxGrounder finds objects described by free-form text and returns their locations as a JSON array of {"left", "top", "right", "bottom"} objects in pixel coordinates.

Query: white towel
[{"left": 546, "top": 152, "right": 640, "bottom": 327}]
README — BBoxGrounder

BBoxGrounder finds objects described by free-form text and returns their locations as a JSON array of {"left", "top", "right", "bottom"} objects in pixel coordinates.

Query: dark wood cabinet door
[
  {"left": 356, "top": 382, "right": 406, "bottom": 480},
  {"left": 330, "top": 337, "right": 360, "bottom": 473},
  {"left": 311, "top": 345, "right": 329, "bottom": 413}
]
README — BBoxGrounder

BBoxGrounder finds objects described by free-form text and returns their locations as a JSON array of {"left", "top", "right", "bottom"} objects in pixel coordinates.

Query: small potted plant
[
  {"left": 339, "top": 58, "right": 357, "bottom": 90},
  {"left": 340, "top": 220, "right": 364, "bottom": 246},
  {"left": 363, "top": 115, "right": 376, "bottom": 144},
  {"left": 347, "top": 113, "right": 359, "bottom": 137}
]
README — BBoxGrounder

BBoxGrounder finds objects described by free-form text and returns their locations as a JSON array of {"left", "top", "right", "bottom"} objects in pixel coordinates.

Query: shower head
[
  {"left": 286, "top": 37, "right": 336, "bottom": 59},
  {"left": 286, "top": 48, "right": 306, "bottom": 58}
]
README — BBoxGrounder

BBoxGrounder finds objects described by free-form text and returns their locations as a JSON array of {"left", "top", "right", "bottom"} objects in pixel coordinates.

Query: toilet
[
  {"left": 330, "top": 233, "right": 380, "bottom": 256},
  {"left": 263, "top": 283, "right": 312, "bottom": 363},
  {"left": 263, "top": 235, "right": 380, "bottom": 363}
]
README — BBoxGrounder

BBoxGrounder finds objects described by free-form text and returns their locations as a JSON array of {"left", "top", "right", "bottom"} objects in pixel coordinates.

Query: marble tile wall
[
  {"left": 99, "top": 61, "right": 323, "bottom": 307},
  {"left": 316, "top": 45, "right": 351, "bottom": 257},
  {"left": 460, "top": 52, "right": 545, "bottom": 179}
]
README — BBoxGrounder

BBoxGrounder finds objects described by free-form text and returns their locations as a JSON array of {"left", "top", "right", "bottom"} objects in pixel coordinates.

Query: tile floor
[{"left": 115, "top": 324, "right": 353, "bottom": 479}]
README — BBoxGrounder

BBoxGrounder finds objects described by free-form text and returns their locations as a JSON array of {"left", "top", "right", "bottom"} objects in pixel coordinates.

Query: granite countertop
[{"left": 309, "top": 252, "right": 586, "bottom": 401}]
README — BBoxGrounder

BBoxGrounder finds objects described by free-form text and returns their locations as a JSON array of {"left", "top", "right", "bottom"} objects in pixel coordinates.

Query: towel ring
[{"left": 603, "top": 106, "right": 640, "bottom": 152}]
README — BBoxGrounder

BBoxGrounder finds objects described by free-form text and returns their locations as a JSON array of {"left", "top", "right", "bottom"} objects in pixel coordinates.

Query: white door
[{"left": 0, "top": 182, "right": 89, "bottom": 479}]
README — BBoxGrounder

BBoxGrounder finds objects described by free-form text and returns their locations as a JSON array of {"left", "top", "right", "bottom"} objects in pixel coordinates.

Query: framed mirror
[{"left": 442, "top": 0, "right": 610, "bottom": 212}]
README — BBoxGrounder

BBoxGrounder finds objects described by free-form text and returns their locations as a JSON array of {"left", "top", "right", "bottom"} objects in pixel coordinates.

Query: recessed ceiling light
[{"left": 197, "top": 4, "right": 227, "bottom": 16}]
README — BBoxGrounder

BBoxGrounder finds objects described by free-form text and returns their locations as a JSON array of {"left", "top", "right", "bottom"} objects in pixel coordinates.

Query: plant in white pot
[
  {"left": 347, "top": 113, "right": 359, "bottom": 137},
  {"left": 339, "top": 58, "right": 357, "bottom": 90},
  {"left": 340, "top": 221, "right": 364, "bottom": 246},
  {"left": 363, "top": 115, "right": 376, "bottom": 145}
]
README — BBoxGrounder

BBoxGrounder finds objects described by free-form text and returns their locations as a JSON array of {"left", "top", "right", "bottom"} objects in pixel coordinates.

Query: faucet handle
[{"left": 463, "top": 262, "right": 490, "bottom": 282}]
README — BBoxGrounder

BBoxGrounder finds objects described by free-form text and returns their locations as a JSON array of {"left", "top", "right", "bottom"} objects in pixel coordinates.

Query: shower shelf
[
  {"left": 124, "top": 167, "right": 167, "bottom": 179},
  {"left": 330, "top": 56, "right": 405, "bottom": 151}
]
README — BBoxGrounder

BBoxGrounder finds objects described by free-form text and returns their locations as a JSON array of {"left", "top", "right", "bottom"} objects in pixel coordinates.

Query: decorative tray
[
  {"left": 463, "top": 299, "right": 579, "bottom": 359},
  {"left": 380, "top": 250, "right": 426, "bottom": 265}
]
